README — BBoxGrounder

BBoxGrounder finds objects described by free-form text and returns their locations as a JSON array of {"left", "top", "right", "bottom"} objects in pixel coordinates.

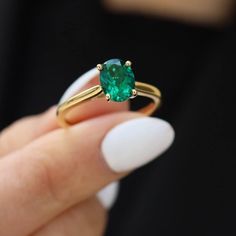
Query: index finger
[
  {"left": 0, "top": 112, "right": 174, "bottom": 236},
  {"left": 0, "top": 74, "right": 128, "bottom": 157}
]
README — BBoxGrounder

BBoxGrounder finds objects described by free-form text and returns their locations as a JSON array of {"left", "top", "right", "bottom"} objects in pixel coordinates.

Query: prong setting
[
  {"left": 97, "top": 64, "right": 103, "bottom": 71},
  {"left": 125, "top": 60, "right": 132, "bottom": 67},
  {"left": 106, "top": 94, "right": 111, "bottom": 102},
  {"left": 99, "top": 59, "right": 135, "bottom": 102},
  {"left": 130, "top": 89, "right": 138, "bottom": 99}
]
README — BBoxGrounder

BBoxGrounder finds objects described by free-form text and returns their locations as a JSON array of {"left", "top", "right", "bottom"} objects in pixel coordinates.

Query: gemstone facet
[{"left": 100, "top": 59, "right": 135, "bottom": 102}]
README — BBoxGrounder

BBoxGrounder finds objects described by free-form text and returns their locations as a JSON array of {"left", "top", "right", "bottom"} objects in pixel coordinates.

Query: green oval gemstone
[{"left": 100, "top": 59, "right": 135, "bottom": 102}]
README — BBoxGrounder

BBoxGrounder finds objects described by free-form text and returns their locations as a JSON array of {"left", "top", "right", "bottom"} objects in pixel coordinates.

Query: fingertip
[
  {"left": 101, "top": 116, "right": 175, "bottom": 172},
  {"left": 97, "top": 182, "right": 119, "bottom": 209}
]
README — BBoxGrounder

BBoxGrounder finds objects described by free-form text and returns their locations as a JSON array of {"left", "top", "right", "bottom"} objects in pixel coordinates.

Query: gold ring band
[{"left": 57, "top": 59, "right": 161, "bottom": 127}]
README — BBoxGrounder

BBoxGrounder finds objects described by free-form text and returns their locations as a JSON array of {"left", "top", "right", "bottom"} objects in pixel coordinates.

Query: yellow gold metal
[
  {"left": 96, "top": 64, "right": 103, "bottom": 71},
  {"left": 106, "top": 94, "right": 111, "bottom": 102},
  {"left": 125, "top": 60, "right": 132, "bottom": 67},
  {"left": 57, "top": 81, "right": 161, "bottom": 127},
  {"left": 131, "top": 89, "right": 138, "bottom": 99}
]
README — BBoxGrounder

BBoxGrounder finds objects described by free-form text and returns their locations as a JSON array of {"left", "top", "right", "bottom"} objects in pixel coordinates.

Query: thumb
[{"left": 97, "top": 115, "right": 174, "bottom": 208}]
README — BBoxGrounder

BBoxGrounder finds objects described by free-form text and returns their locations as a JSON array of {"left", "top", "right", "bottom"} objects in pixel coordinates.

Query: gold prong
[
  {"left": 125, "top": 60, "right": 132, "bottom": 67},
  {"left": 130, "top": 89, "right": 138, "bottom": 99},
  {"left": 106, "top": 94, "right": 111, "bottom": 102},
  {"left": 97, "top": 64, "right": 103, "bottom": 71}
]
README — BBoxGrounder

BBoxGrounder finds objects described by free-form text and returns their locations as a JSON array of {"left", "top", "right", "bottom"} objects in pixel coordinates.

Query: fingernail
[
  {"left": 59, "top": 68, "right": 98, "bottom": 104},
  {"left": 101, "top": 117, "right": 175, "bottom": 172},
  {"left": 97, "top": 182, "right": 119, "bottom": 209}
]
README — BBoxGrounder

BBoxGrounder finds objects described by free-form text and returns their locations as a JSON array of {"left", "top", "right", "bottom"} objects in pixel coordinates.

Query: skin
[
  {"left": 2, "top": 1, "right": 233, "bottom": 235},
  {"left": 0, "top": 77, "right": 137, "bottom": 235}
]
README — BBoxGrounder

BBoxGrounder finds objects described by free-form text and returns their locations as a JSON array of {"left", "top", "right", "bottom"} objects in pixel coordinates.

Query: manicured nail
[
  {"left": 102, "top": 117, "right": 175, "bottom": 172},
  {"left": 97, "top": 182, "right": 119, "bottom": 209},
  {"left": 59, "top": 68, "right": 98, "bottom": 103}
]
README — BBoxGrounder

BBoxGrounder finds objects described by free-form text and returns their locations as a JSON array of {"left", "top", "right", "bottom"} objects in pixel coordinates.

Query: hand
[{"left": 0, "top": 81, "right": 174, "bottom": 236}]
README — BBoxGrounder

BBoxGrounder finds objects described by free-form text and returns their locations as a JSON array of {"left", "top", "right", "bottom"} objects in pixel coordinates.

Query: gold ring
[{"left": 57, "top": 59, "right": 161, "bottom": 127}]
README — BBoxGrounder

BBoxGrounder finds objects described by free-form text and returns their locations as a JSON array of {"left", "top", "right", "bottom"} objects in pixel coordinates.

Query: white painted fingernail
[
  {"left": 97, "top": 182, "right": 119, "bottom": 209},
  {"left": 102, "top": 117, "right": 175, "bottom": 172},
  {"left": 59, "top": 68, "right": 98, "bottom": 103}
]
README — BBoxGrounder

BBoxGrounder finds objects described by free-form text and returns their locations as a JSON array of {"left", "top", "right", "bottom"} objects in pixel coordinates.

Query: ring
[{"left": 57, "top": 59, "right": 162, "bottom": 127}]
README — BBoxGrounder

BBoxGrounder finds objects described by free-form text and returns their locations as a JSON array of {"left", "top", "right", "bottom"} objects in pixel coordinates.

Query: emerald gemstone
[{"left": 100, "top": 59, "right": 135, "bottom": 102}]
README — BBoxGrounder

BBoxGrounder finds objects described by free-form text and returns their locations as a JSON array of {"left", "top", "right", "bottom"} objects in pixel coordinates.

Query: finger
[
  {"left": 97, "top": 181, "right": 119, "bottom": 209},
  {"left": 33, "top": 197, "right": 106, "bottom": 236},
  {"left": 0, "top": 75, "right": 128, "bottom": 157},
  {"left": 0, "top": 113, "right": 174, "bottom": 236},
  {"left": 0, "top": 107, "right": 57, "bottom": 157}
]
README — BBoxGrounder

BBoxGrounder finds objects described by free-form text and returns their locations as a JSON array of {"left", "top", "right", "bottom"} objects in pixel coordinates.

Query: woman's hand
[{"left": 0, "top": 88, "right": 174, "bottom": 236}]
